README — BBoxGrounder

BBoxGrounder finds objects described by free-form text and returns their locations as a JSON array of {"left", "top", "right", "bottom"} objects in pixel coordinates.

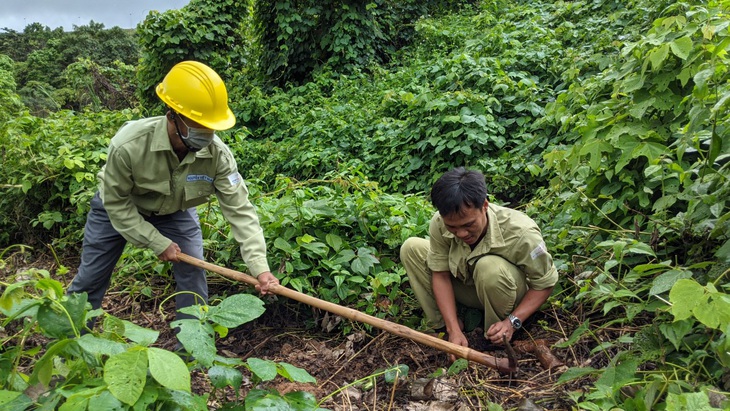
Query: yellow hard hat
[{"left": 155, "top": 61, "right": 236, "bottom": 130}]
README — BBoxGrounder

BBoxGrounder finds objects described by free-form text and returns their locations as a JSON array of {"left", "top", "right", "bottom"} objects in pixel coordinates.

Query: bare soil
[{"left": 4, "top": 252, "right": 614, "bottom": 410}]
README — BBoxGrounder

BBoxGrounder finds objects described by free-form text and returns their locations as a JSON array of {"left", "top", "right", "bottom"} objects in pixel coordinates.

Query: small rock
[{"left": 517, "top": 397, "right": 543, "bottom": 411}]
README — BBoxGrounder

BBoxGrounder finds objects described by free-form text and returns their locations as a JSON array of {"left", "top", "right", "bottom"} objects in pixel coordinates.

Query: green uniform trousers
[{"left": 401, "top": 237, "right": 528, "bottom": 331}]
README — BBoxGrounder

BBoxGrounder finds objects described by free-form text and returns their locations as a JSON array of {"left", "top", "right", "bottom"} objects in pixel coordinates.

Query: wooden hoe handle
[{"left": 177, "top": 253, "right": 516, "bottom": 373}]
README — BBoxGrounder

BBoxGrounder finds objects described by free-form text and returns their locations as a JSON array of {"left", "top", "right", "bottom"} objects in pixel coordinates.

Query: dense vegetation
[{"left": 1, "top": 0, "right": 728, "bottom": 409}]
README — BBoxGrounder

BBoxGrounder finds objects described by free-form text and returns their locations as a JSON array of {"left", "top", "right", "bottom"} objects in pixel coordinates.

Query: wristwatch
[{"left": 508, "top": 314, "right": 522, "bottom": 329}]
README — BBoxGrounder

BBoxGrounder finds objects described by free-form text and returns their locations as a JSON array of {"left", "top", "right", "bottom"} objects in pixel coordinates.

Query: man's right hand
[
  {"left": 447, "top": 329, "right": 469, "bottom": 362},
  {"left": 158, "top": 242, "right": 181, "bottom": 262}
]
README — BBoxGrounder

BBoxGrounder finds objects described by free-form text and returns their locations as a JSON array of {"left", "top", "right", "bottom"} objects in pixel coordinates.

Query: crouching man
[{"left": 401, "top": 167, "right": 558, "bottom": 352}]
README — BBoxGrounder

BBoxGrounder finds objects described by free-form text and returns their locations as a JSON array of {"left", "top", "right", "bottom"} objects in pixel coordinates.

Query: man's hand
[
  {"left": 255, "top": 271, "right": 279, "bottom": 295},
  {"left": 447, "top": 329, "right": 469, "bottom": 362},
  {"left": 486, "top": 318, "right": 515, "bottom": 344},
  {"left": 158, "top": 243, "right": 181, "bottom": 262}
]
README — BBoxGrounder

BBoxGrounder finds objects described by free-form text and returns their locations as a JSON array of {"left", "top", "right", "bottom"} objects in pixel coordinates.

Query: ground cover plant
[{"left": 1, "top": 0, "right": 729, "bottom": 409}]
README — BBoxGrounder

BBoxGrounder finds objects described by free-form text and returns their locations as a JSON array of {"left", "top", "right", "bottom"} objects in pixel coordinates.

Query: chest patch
[{"left": 187, "top": 174, "right": 214, "bottom": 183}]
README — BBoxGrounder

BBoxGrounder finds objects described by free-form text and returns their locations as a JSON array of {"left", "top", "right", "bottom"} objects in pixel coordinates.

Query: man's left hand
[
  {"left": 486, "top": 319, "right": 515, "bottom": 345},
  {"left": 255, "top": 271, "right": 279, "bottom": 295}
]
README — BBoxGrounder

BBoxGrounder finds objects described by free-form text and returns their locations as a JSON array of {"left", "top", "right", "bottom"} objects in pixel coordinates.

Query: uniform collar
[
  {"left": 150, "top": 116, "right": 214, "bottom": 159},
  {"left": 442, "top": 204, "right": 506, "bottom": 252}
]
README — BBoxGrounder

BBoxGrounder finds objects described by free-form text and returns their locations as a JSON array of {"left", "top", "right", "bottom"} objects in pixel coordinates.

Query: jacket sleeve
[
  {"left": 213, "top": 147, "right": 270, "bottom": 277},
  {"left": 100, "top": 143, "right": 172, "bottom": 255},
  {"left": 426, "top": 213, "right": 451, "bottom": 273},
  {"left": 510, "top": 226, "right": 558, "bottom": 290}
]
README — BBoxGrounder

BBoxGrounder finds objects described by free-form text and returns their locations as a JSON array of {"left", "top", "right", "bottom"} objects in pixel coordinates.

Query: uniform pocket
[
  {"left": 183, "top": 182, "right": 215, "bottom": 209},
  {"left": 132, "top": 180, "right": 171, "bottom": 196}
]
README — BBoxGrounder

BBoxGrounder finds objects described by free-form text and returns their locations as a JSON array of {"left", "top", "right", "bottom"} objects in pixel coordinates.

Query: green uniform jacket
[
  {"left": 426, "top": 203, "right": 558, "bottom": 290},
  {"left": 98, "top": 116, "right": 270, "bottom": 276}
]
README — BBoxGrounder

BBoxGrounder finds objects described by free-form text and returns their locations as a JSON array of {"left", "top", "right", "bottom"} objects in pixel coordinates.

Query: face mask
[
  {"left": 181, "top": 126, "right": 215, "bottom": 151},
  {"left": 172, "top": 113, "right": 215, "bottom": 152}
]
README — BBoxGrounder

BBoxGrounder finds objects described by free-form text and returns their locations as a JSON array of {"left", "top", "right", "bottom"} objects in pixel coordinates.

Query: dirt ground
[
  {"left": 4, "top": 252, "right": 609, "bottom": 410},
  {"left": 104, "top": 275, "right": 595, "bottom": 411}
]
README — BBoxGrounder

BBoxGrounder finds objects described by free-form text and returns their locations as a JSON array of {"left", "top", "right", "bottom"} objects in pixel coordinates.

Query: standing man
[
  {"left": 68, "top": 61, "right": 278, "bottom": 331},
  {"left": 401, "top": 167, "right": 557, "bottom": 353}
]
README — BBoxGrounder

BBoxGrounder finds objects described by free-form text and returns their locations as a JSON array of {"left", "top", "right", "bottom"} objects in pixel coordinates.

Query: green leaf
[
  {"left": 37, "top": 293, "right": 87, "bottom": 338},
  {"left": 669, "top": 36, "right": 693, "bottom": 60},
  {"left": 104, "top": 348, "right": 148, "bottom": 406},
  {"left": 624, "top": 241, "right": 656, "bottom": 257},
  {"left": 121, "top": 320, "right": 159, "bottom": 346},
  {"left": 247, "top": 358, "right": 278, "bottom": 382},
  {"left": 0, "top": 391, "right": 32, "bottom": 411},
  {"left": 172, "top": 319, "right": 216, "bottom": 367},
  {"left": 77, "top": 334, "right": 126, "bottom": 357},
  {"left": 283, "top": 391, "right": 319, "bottom": 410},
  {"left": 669, "top": 279, "right": 705, "bottom": 321},
  {"left": 648, "top": 44, "right": 669, "bottom": 71},
  {"left": 277, "top": 362, "right": 316, "bottom": 383},
  {"left": 447, "top": 358, "right": 469, "bottom": 375},
  {"left": 244, "top": 389, "right": 290, "bottom": 409},
  {"left": 209, "top": 365, "right": 243, "bottom": 389},
  {"left": 384, "top": 365, "right": 409, "bottom": 383},
  {"left": 666, "top": 391, "right": 713, "bottom": 411},
  {"left": 557, "top": 367, "right": 598, "bottom": 384},
  {"left": 715, "top": 239, "right": 730, "bottom": 263},
  {"left": 208, "top": 294, "right": 265, "bottom": 328},
  {"left": 594, "top": 358, "right": 638, "bottom": 395},
  {"left": 325, "top": 233, "right": 344, "bottom": 252},
  {"left": 693, "top": 296, "right": 730, "bottom": 330},
  {"left": 659, "top": 319, "right": 693, "bottom": 351},
  {"left": 148, "top": 347, "right": 190, "bottom": 392},
  {"left": 650, "top": 270, "right": 693, "bottom": 296},
  {"left": 274, "top": 237, "right": 295, "bottom": 254}
]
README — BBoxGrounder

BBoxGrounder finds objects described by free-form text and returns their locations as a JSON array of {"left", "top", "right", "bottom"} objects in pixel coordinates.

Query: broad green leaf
[
  {"left": 632, "top": 142, "right": 668, "bottom": 164},
  {"left": 648, "top": 44, "right": 669, "bottom": 71},
  {"left": 578, "top": 139, "right": 613, "bottom": 171},
  {"left": 384, "top": 364, "right": 409, "bottom": 383},
  {"left": 650, "top": 270, "right": 692, "bottom": 296},
  {"left": 0, "top": 281, "right": 32, "bottom": 312},
  {"left": 29, "top": 339, "right": 73, "bottom": 386},
  {"left": 208, "top": 294, "right": 265, "bottom": 328},
  {"left": 716, "top": 239, "right": 730, "bottom": 263},
  {"left": 274, "top": 237, "right": 295, "bottom": 254},
  {"left": 669, "top": 36, "right": 693, "bottom": 60},
  {"left": 669, "top": 279, "right": 705, "bottom": 321},
  {"left": 77, "top": 334, "right": 126, "bottom": 357},
  {"left": 172, "top": 319, "right": 216, "bottom": 367},
  {"left": 88, "top": 390, "right": 124, "bottom": 411},
  {"left": 121, "top": 320, "right": 159, "bottom": 346},
  {"left": 659, "top": 319, "right": 693, "bottom": 351},
  {"left": 693, "top": 296, "right": 730, "bottom": 330},
  {"left": 666, "top": 391, "right": 713, "bottom": 411},
  {"left": 283, "top": 391, "right": 319, "bottom": 410},
  {"left": 104, "top": 349, "right": 148, "bottom": 405},
  {"left": 0, "top": 391, "right": 32, "bottom": 411},
  {"left": 247, "top": 358, "right": 278, "bottom": 382},
  {"left": 325, "top": 233, "right": 343, "bottom": 252},
  {"left": 36, "top": 293, "right": 87, "bottom": 338},
  {"left": 208, "top": 365, "right": 243, "bottom": 389},
  {"left": 625, "top": 241, "right": 656, "bottom": 257},
  {"left": 594, "top": 358, "right": 638, "bottom": 395},
  {"left": 148, "top": 347, "right": 190, "bottom": 392},
  {"left": 277, "top": 362, "right": 316, "bottom": 383},
  {"left": 556, "top": 367, "right": 598, "bottom": 384},
  {"left": 447, "top": 358, "right": 469, "bottom": 375},
  {"left": 244, "top": 389, "right": 290, "bottom": 410},
  {"left": 133, "top": 384, "right": 160, "bottom": 411}
]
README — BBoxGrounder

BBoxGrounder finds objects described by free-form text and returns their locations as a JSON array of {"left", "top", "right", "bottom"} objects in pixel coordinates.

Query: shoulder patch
[
  {"left": 530, "top": 241, "right": 548, "bottom": 260},
  {"left": 227, "top": 172, "right": 242, "bottom": 186}
]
